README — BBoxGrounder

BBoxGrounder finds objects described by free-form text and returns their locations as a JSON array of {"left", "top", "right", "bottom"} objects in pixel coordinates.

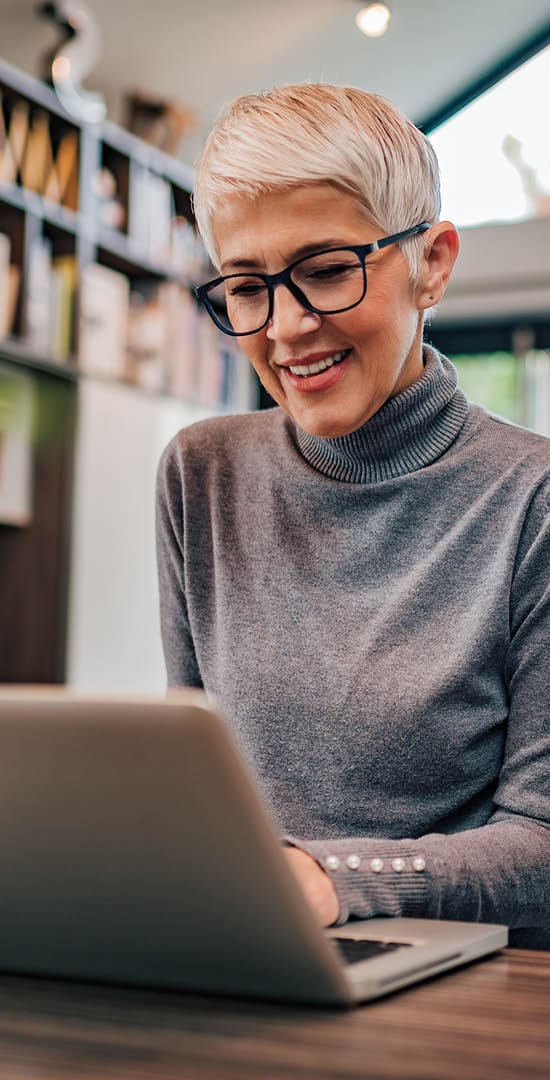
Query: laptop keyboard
[{"left": 334, "top": 938, "right": 412, "bottom": 965}]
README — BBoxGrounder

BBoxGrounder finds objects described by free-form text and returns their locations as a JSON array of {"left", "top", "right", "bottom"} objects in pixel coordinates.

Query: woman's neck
[{"left": 292, "top": 344, "right": 469, "bottom": 484}]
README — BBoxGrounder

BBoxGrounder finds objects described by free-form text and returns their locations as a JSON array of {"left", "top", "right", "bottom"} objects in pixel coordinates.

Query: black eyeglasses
[{"left": 194, "top": 223, "right": 431, "bottom": 337}]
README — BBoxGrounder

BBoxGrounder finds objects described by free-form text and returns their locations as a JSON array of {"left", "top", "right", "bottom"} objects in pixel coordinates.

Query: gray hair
[{"left": 193, "top": 83, "right": 441, "bottom": 283}]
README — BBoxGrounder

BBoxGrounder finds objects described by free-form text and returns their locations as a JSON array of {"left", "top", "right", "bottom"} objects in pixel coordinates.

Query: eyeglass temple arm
[{"left": 374, "top": 222, "right": 432, "bottom": 251}]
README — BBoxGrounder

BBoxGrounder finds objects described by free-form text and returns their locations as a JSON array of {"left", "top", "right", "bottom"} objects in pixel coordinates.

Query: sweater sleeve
[
  {"left": 155, "top": 439, "right": 203, "bottom": 689},
  {"left": 289, "top": 480, "right": 550, "bottom": 947}
]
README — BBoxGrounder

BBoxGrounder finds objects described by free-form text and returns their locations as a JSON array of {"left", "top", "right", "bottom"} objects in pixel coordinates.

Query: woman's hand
[{"left": 284, "top": 846, "right": 339, "bottom": 927}]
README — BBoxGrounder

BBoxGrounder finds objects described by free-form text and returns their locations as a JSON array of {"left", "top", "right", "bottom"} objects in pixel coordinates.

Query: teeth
[{"left": 289, "top": 350, "right": 348, "bottom": 376}]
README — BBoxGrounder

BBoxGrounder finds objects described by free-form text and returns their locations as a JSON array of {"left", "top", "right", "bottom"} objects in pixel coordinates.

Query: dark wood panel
[
  {"left": 0, "top": 363, "right": 76, "bottom": 682},
  {"left": 0, "top": 950, "right": 548, "bottom": 1079}
]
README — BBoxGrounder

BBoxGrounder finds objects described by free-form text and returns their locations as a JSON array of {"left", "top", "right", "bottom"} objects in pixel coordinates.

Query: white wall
[{"left": 66, "top": 378, "right": 211, "bottom": 693}]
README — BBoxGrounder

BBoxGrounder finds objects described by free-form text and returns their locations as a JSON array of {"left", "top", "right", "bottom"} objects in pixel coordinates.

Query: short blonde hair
[{"left": 193, "top": 83, "right": 441, "bottom": 282}]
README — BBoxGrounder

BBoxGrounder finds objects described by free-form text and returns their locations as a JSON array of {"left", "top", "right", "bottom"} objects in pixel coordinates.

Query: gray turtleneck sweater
[{"left": 156, "top": 346, "right": 550, "bottom": 948}]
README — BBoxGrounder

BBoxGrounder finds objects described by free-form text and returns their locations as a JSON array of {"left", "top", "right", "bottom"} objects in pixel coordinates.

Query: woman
[{"left": 156, "top": 84, "right": 549, "bottom": 947}]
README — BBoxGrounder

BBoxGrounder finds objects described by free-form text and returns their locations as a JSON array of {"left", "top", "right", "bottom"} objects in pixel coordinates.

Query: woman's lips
[{"left": 281, "top": 351, "right": 351, "bottom": 392}]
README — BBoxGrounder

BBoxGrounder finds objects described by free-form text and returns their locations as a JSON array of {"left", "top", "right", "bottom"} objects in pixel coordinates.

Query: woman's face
[{"left": 212, "top": 183, "right": 429, "bottom": 437}]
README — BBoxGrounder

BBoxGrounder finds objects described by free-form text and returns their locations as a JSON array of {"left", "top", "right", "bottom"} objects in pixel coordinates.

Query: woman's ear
[{"left": 415, "top": 222, "right": 459, "bottom": 311}]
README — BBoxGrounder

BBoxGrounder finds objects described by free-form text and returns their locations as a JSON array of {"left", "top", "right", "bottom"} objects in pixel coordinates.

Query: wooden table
[{"left": 0, "top": 949, "right": 548, "bottom": 1079}]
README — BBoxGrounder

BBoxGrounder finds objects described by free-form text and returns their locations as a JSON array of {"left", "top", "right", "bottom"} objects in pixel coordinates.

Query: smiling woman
[
  {"left": 156, "top": 83, "right": 550, "bottom": 948},
  {"left": 206, "top": 186, "right": 451, "bottom": 437},
  {"left": 195, "top": 204, "right": 437, "bottom": 436}
]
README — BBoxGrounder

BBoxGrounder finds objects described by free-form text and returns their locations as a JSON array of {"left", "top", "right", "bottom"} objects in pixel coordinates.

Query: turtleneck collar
[{"left": 293, "top": 345, "right": 469, "bottom": 483}]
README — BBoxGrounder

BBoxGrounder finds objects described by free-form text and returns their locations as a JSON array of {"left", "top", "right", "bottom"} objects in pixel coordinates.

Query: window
[
  {"left": 429, "top": 45, "right": 550, "bottom": 229},
  {"left": 451, "top": 348, "right": 550, "bottom": 436}
]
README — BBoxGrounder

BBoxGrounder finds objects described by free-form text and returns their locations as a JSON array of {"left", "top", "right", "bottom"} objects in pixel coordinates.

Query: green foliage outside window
[{"left": 451, "top": 353, "right": 520, "bottom": 424}]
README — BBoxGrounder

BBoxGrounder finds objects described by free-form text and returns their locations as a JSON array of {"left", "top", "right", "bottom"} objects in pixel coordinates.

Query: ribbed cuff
[{"left": 286, "top": 837, "right": 430, "bottom": 926}]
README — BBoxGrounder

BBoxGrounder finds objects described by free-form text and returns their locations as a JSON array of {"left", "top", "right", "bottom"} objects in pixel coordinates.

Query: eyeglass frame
[{"left": 194, "top": 222, "right": 432, "bottom": 337}]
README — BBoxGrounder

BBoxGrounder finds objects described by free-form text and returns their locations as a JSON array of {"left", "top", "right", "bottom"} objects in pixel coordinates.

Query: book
[
  {"left": 0, "top": 233, "right": 11, "bottom": 337},
  {"left": 127, "top": 167, "right": 149, "bottom": 252},
  {"left": 78, "top": 262, "right": 129, "bottom": 378},
  {"left": 126, "top": 281, "right": 168, "bottom": 391},
  {"left": 195, "top": 309, "right": 223, "bottom": 408},
  {"left": 148, "top": 174, "right": 174, "bottom": 264},
  {"left": 161, "top": 281, "right": 198, "bottom": 400},
  {"left": 43, "top": 155, "right": 62, "bottom": 203},
  {"left": 54, "top": 130, "right": 79, "bottom": 212},
  {"left": 50, "top": 254, "right": 77, "bottom": 361},
  {"left": 128, "top": 169, "right": 174, "bottom": 264},
  {"left": 8, "top": 100, "right": 30, "bottom": 183},
  {"left": 20, "top": 109, "right": 54, "bottom": 195},
  {"left": 0, "top": 92, "right": 17, "bottom": 184},
  {"left": 0, "top": 362, "right": 34, "bottom": 527},
  {"left": 5, "top": 265, "right": 21, "bottom": 338},
  {"left": 24, "top": 236, "right": 53, "bottom": 352}
]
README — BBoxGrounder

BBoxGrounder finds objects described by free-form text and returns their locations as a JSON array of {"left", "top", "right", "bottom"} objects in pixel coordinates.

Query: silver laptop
[{"left": 0, "top": 686, "right": 507, "bottom": 1006}]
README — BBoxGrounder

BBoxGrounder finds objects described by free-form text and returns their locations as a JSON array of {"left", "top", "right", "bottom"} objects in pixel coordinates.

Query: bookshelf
[
  {"left": 0, "top": 57, "right": 257, "bottom": 411},
  {"left": 0, "top": 58, "right": 258, "bottom": 685}
]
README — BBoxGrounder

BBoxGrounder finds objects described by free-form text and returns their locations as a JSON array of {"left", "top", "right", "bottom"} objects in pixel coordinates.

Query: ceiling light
[{"left": 355, "top": 3, "right": 392, "bottom": 37}]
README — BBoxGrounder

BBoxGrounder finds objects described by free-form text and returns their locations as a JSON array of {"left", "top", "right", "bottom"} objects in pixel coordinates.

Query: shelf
[
  {"left": 0, "top": 60, "right": 257, "bottom": 417},
  {"left": 101, "top": 121, "right": 195, "bottom": 190},
  {"left": 96, "top": 224, "right": 194, "bottom": 287},
  {"left": 0, "top": 337, "right": 78, "bottom": 381},
  {"left": 0, "top": 59, "right": 75, "bottom": 123},
  {"left": 0, "top": 181, "right": 80, "bottom": 235}
]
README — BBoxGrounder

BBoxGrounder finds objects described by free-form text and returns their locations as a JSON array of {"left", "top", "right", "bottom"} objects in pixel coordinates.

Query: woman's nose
[{"left": 265, "top": 284, "right": 322, "bottom": 341}]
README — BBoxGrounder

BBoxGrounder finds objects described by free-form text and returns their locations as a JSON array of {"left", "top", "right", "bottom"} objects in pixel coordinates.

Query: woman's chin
[
  {"left": 289, "top": 409, "right": 372, "bottom": 439},
  {"left": 282, "top": 392, "right": 383, "bottom": 437}
]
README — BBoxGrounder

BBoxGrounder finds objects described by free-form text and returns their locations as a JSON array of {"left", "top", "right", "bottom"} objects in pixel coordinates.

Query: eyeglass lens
[{"left": 207, "top": 249, "right": 365, "bottom": 334}]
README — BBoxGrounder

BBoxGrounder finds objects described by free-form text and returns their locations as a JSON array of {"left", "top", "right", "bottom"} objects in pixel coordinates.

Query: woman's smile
[{"left": 278, "top": 348, "right": 352, "bottom": 391}]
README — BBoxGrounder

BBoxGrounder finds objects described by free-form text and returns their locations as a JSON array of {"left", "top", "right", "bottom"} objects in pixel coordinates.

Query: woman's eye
[
  {"left": 229, "top": 282, "right": 265, "bottom": 298},
  {"left": 307, "top": 264, "right": 355, "bottom": 280}
]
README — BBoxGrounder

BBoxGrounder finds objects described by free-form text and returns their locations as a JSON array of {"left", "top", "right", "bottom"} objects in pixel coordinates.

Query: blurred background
[{"left": 0, "top": 0, "right": 549, "bottom": 693}]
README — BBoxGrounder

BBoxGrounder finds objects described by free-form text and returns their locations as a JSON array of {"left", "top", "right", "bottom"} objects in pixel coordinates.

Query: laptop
[{"left": 0, "top": 686, "right": 507, "bottom": 1006}]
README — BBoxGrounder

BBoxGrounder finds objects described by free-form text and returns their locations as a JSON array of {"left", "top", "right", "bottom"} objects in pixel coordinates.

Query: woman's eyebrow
[{"left": 220, "top": 239, "right": 352, "bottom": 273}]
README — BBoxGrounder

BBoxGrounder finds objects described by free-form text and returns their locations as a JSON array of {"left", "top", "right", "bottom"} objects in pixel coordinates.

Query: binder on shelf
[{"left": 79, "top": 262, "right": 129, "bottom": 378}]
